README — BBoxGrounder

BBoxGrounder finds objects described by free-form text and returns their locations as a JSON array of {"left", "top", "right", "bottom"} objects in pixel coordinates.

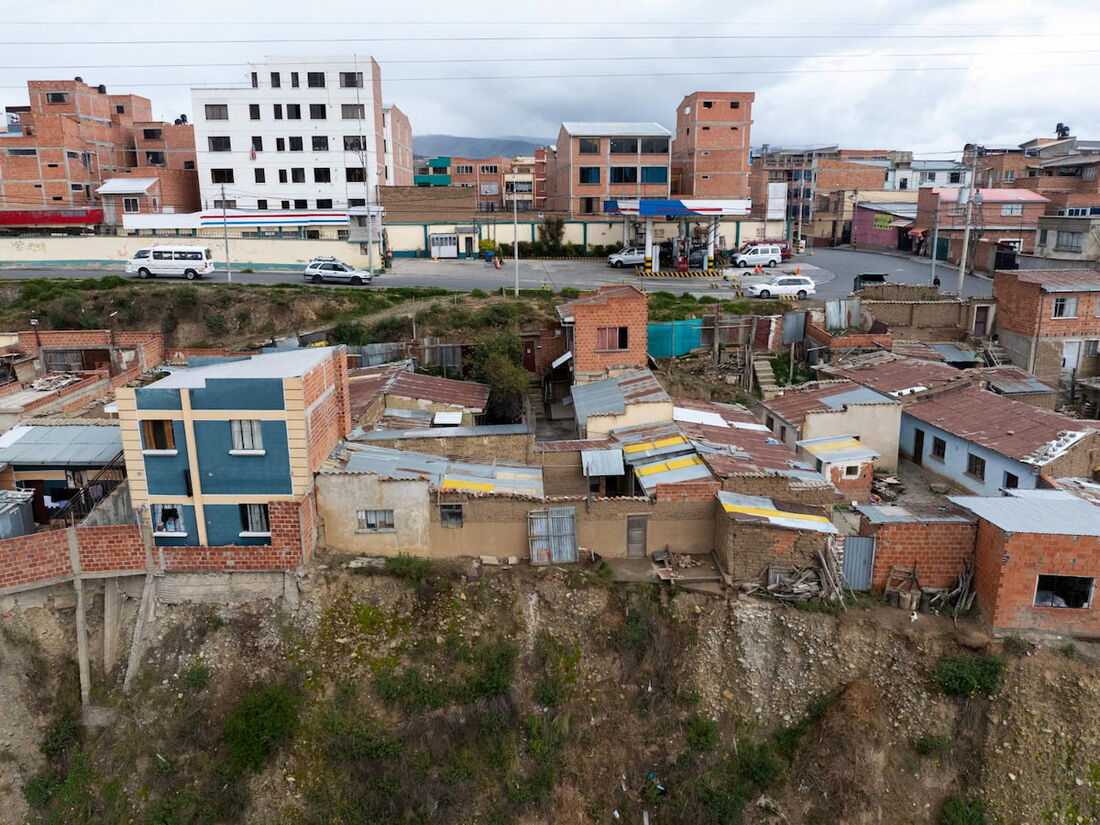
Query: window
[
  {"left": 210, "top": 168, "right": 234, "bottom": 183},
  {"left": 212, "top": 199, "right": 236, "bottom": 209},
  {"left": 641, "top": 166, "right": 668, "bottom": 184},
  {"left": 1085, "top": 340, "right": 1100, "bottom": 357},
  {"left": 480, "top": 164, "right": 498, "bottom": 174},
  {"left": 931, "top": 437, "right": 946, "bottom": 461},
  {"left": 316, "top": 198, "right": 333, "bottom": 209},
  {"left": 1004, "top": 170, "right": 1015, "bottom": 183},
  {"left": 309, "top": 103, "right": 327, "bottom": 119},
  {"left": 246, "top": 136, "right": 262, "bottom": 154},
  {"left": 273, "top": 104, "right": 283, "bottom": 120},
  {"left": 143, "top": 127, "right": 163, "bottom": 140},
  {"left": 123, "top": 197, "right": 140, "bottom": 213},
  {"left": 356, "top": 509, "right": 395, "bottom": 531},
  {"left": 596, "top": 326, "right": 629, "bottom": 350},
  {"left": 342, "top": 135, "right": 366, "bottom": 151},
  {"left": 276, "top": 137, "right": 286, "bottom": 151},
  {"left": 965, "top": 453, "right": 986, "bottom": 481},
  {"left": 765, "top": 415, "right": 775, "bottom": 431},
  {"left": 208, "top": 136, "right": 232, "bottom": 152},
  {"left": 610, "top": 167, "right": 638, "bottom": 184},
  {"left": 1035, "top": 574, "right": 1094, "bottom": 609},
  {"left": 141, "top": 419, "right": 176, "bottom": 452},
  {"left": 281, "top": 200, "right": 290, "bottom": 209},
  {"left": 1055, "top": 231, "right": 1084, "bottom": 253},
  {"left": 440, "top": 504, "right": 464, "bottom": 528},
  {"left": 249, "top": 103, "right": 261, "bottom": 120},
  {"left": 1003, "top": 472, "right": 1019, "bottom": 489},
  {"left": 288, "top": 136, "right": 303, "bottom": 151},
  {"left": 239, "top": 503, "right": 270, "bottom": 535},
  {"left": 702, "top": 101, "right": 713, "bottom": 109},
  {"left": 578, "top": 138, "right": 600, "bottom": 154},
  {"left": 46, "top": 92, "right": 69, "bottom": 104},
  {"left": 949, "top": 172, "right": 961, "bottom": 183},
  {"left": 578, "top": 167, "right": 600, "bottom": 184},
  {"left": 250, "top": 72, "right": 258, "bottom": 88},
  {"left": 314, "top": 168, "right": 331, "bottom": 183},
  {"left": 204, "top": 104, "right": 228, "bottom": 120},
  {"left": 342, "top": 103, "right": 365, "bottom": 119},
  {"left": 294, "top": 198, "right": 307, "bottom": 209},
  {"left": 307, "top": 71, "right": 325, "bottom": 88},
  {"left": 454, "top": 164, "right": 474, "bottom": 174},
  {"left": 230, "top": 419, "right": 264, "bottom": 452},
  {"left": 1085, "top": 167, "right": 1099, "bottom": 182},
  {"left": 610, "top": 137, "right": 638, "bottom": 154},
  {"left": 340, "top": 71, "right": 363, "bottom": 88},
  {"left": 1053, "top": 297, "right": 1078, "bottom": 318},
  {"left": 7, "top": 148, "right": 36, "bottom": 156},
  {"left": 309, "top": 135, "right": 328, "bottom": 151},
  {"left": 1001, "top": 203, "right": 1024, "bottom": 216},
  {"left": 346, "top": 167, "right": 365, "bottom": 182},
  {"left": 257, "top": 199, "right": 268, "bottom": 210},
  {"left": 899, "top": 179, "right": 908, "bottom": 190},
  {"left": 270, "top": 71, "right": 281, "bottom": 88},
  {"left": 730, "top": 100, "right": 739, "bottom": 109},
  {"left": 349, "top": 198, "right": 366, "bottom": 207},
  {"left": 278, "top": 169, "right": 288, "bottom": 183},
  {"left": 1039, "top": 229, "right": 1048, "bottom": 247},
  {"left": 844, "top": 465, "right": 860, "bottom": 477},
  {"left": 286, "top": 104, "right": 301, "bottom": 120},
  {"left": 152, "top": 504, "right": 185, "bottom": 535},
  {"left": 291, "top": 168, "right": 305, "bottom": 183},
  {"left": 291, "top": 71, "right": 299, "bottom": 88},
  {"left": 926, "top": 172, "right": 937, "bottom": 182}
]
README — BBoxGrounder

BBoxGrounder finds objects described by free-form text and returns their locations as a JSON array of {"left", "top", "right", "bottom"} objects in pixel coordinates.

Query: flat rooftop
[
  {"left": 949, "top": 490, "right": 1100, "bottom": 537},
  {"left": 149, "top": 347, "right": 338, "bottom": 389}
]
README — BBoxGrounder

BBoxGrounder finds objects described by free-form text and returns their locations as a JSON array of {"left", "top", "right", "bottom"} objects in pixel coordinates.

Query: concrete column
[
  {"left": 706, "top": 217, "right": 718, "bottom": 272},
  {"left": 66, "top": 528, "right": 90, "bottom": 707},
  {"left": 103, "top": 577, "right": 120, "bottom": 673},
  {"left": 644, "top": 216, "right": 655, "bottom": 274}
]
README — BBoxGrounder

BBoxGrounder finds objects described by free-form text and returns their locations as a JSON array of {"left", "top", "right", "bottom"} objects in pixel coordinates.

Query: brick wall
[
  {"left": 828, "top": 462, "right": 874, "bottom": 503},
  {"left": 573, "top": 289, "right": 649, "bottom": 374},
  {"left": 859, "top": 515, "right": 977, "bottom": 592},
  {"left": 976, "top": 519, "right": 1100, "bottom": 634},
  {"left": 806, "top": 320, "right": 894, "bottom": 351},
  {"left": 654, "top": 480, "right": 721, "bottom": 502},
  {"left": 304, "top": 348, "right": 352, "bottom": 472},
  {"left": 815, "top": 158, "right": 887, "bottom": 191},
  {"left": 75, "top": 525, "right": 145, "bottom": 572},
  {"left": 0, "top": 530, "right": 74, "bottom": 591}
]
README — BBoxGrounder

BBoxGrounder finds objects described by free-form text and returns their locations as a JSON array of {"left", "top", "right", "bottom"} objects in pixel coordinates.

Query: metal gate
[
  {"left": 429, "top": 233, "right": 459, "bottom": 258},
  {"left": 626, "top": 515, "right": 647, "bottom": 558},
  {"left": 528, "top": 506, "right": 578, "bottom": 565},
  {"left": 841, "top": 536, "right": 875, "bottom": 591}
]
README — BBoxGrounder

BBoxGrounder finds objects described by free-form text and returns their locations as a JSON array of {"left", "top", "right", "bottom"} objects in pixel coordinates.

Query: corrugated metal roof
[
  {"left": 632, "top": 453, "right": 712, "bottom": 493},
  {"left": 820, "top": 353, "right": 966, "bottom": 396},
  {"left": 331, "top": 443, "right": 543, "bottom": 496},
  {"left": 151, "top": 347, "right": 339, "bottom": 388},
  {"left": 763, "top": 381, "right": 895, "bottom": 427},
  {"left": 948, "top": 491, "right": 1100, "bottom": 537},
  {"left": 856, "top": 202, "right": 919, "bottom": 219},
  {"left": 96, "top": 177, "right": 158, "bottom": 194},
  {"left": 389, "top": 372, "right": 488, "bottom": 411},
  {"left": 1010, "top": 269, "right": 1100, "bottom": 293},
  {"left": 855, "top": 502, "right": 974, "bottom": 524},
  {"left": 717, "top": 491, "right": 838, "bottom": 534},
  {"left": 572, "top": 369, "right": 669, "bottom": 427},
  {"left": 933, "top": 188, "right": 1049, "bottom": 203},
  {"left": 0, "top": 424, "right": 122, "bottom": 467},
  {"left": 928, "top": 343, "right": 981, "bottom": 364},
  {"left": 796, "top": 435, "right": 878, "bottom": 462},
  {"left": 561, "top": 121, "right": 670, "bottom": 137},
  {"left": 904, "top": 385, "right": 1096, "bottom": 464},
  {"left": 581, "top": 449, "right": 625, "bottom": 476},
  {"left": 613, "top": 421, "right": 693, "bottom": 462},
  {"left": 353, "top": 423, "right": 529, "bottom": 442},
  {"left": 970, "top": 365, "right": 1057, "bottom": 396},
  {"left": 535, "top": 438, "right": 615, "bottom": 453}
]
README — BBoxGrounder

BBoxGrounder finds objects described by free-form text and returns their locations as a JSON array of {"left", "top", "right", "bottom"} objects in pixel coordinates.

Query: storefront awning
[
  {"left": 907, "top": 227, "right": 928, "bottom": 236},
  {"left": 890, "top": 218, "right": 913, "bottom": 228}
]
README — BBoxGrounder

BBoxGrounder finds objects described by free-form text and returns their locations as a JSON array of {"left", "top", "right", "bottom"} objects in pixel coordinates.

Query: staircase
[
  {"left": 981, "top": 341, "right": 1010, "bottom": 367},
  {"left": 753, "top": 357, "right": 781, "bottom": 399}
]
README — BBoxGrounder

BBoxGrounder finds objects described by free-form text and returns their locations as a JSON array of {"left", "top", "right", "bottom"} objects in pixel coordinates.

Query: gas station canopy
[{"left": 604, "top": 199, "right": 752, "bottom": 217}]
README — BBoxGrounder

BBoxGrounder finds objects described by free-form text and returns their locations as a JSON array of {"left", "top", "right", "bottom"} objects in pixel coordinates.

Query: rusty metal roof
[
  {"left": 762, "top": 380, "right": 896, "bottom": 427},
  {"left": 347, "top": 362, "right": 488, "bottom": 422},
  {"left": 571, "top": 369, "right": 670, "bottom": 426},
  {"left": 555, "top": 284, "right": 647, "bottom": 323},
  {"left": 903, "top": 385, "right": 1096, "bottom": 465},
  {"left": 819, "top": 353, "right": 967, "bottom": 397},
  {"left": 968, "top": 365, "right": 1057, "bottom": 396},
  {"left": 1010, "top": 269, "right": 1100, "bottom": 293}
]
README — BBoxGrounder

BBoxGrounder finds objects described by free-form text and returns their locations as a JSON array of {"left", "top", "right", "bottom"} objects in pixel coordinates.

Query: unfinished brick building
[{"left": 556, "top": 285, "right": 649, "bottom": 383}]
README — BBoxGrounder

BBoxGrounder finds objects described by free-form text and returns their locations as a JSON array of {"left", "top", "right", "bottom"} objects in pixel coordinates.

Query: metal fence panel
[
  {"left": 841, "top": 535, "right": 875, "bottom": 591},
  {"left": 528, "top": 506, "right": 578, "bottom": 565}
]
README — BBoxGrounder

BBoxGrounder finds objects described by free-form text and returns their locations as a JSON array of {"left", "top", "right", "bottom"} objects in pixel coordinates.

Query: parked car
[
  {"left": 731, "top": 244, "right": 783, "bottom": 268},
  {"left": 853, "top": 272, "right": 889, "bottom": 291},
  {"left": 739, "top": 239, "right": 792, "bottom": 260},
  {"left": 607, "top": 246, "right": 645, "bottom": 268},
  {"left": 303, "top": 257, "right": 373, "bottom": 285},
  {"left": 744, "top": 275, "right": 816, "bottom": 299},
  {"left": 125, "top": 246, "right": 215, "bottom": 280}
]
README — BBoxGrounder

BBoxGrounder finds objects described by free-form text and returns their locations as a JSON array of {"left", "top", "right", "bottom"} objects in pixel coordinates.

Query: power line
[{"left": 0, "top": 20, "right": 1054, "bottom": 26}]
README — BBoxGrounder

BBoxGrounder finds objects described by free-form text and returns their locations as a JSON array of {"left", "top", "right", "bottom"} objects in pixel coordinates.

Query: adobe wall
[
  {"left": 715, "top": 518, "right": 831, "bottom": 581},
  {"left": 539, "top": 450, "right": 590, "bottom": 496},
  {"left": 719, "top": 474, "right": 839, "bottom": 507},
  {"left": 362, "top": 432, "right": 534, "bottom": 464}
]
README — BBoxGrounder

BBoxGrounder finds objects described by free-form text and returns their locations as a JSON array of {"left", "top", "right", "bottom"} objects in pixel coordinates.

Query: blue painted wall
[
  {"left": 136, "top": 388, "right": 182, "bottom": 410},
  {"left": 189, "top": 378, "right": 285, "bottom": 410},
  {"left": 151, "top": 504, "right": 198, "bottom": 547},
  {"left": 900, "top": 414, "right": 1038, "bottom": 496},
  {"left": 144, "top": 421, "right": 191, "bottom": 496},
  {"left": 193, "top": 420, "right": 292, "bottom": 495},
  {"left": 204, "top": 504, "right": 271, "bottom": 546}
]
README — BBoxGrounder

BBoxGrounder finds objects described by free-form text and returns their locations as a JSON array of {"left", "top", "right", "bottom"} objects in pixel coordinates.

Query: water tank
[{"left": 98, "top": 84, "right": 107, "bottom": 94}]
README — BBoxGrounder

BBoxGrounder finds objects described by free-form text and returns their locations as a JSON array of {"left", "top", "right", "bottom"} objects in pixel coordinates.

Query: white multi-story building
[{"left": 191, "top": 56, "right": 404, "bottom": 213}]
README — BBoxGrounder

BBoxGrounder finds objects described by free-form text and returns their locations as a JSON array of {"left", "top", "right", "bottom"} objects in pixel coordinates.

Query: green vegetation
[
  {"left": 531, "top": 634, "right": 580, "bottom": 708},
  {"left": 915, "top": 733, "right": 952, "bottom": 759},
  {"left": 221, "top": 683, "right": 301, "bottom": 774},
  {"left": 1001, "top": 634, "right": 1031, "bottom": 657},
  {"left": 465, "top": 329, "right": 530, "bottom": 423},
  {"left": 1058, "top": 643, "right": 1078, "bottom": 659},
  {"left": 183, "top": 664, "right": 210, "bottom": 691},
  {"left": 773, "top": 692, "right": 838, "bottom": 762},
  {"left": 647, "top": 290, "right": 789, "bottom": 322},
  {"left": 939, "top": 796, "right": 988, "bottom": 825},
  {"left": 934, "top": 655, "right": 1006, "bottom": 698},
  {"left": 684, "top": 714, "right": 719, "bottom": 751}
]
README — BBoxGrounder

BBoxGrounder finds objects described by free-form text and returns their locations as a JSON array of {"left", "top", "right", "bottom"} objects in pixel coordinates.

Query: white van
[
  {"left": 731, "top": 244, "right": 783, "bottom": 269},
  {"left": 125, "top": 246, "right": 216, "bottom": 280}
]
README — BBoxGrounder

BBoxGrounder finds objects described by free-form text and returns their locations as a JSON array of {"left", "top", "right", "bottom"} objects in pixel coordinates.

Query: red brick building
[
  {"left": 670, "top": 91, "right": 754, "bottom": 198},
  {"left": 991, "top": 268, "right": 1100, "bottom": 385},
  {"left": 555, "top": 285, "right": 649, "bottom": 383},
  {"left": 855, "top": 503, "right": 977, "bottom": 592}
]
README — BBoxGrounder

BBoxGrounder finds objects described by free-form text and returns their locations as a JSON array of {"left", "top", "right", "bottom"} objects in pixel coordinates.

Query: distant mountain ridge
[{"left": 413, "top": 134, "right": 549, "bottom": 160}]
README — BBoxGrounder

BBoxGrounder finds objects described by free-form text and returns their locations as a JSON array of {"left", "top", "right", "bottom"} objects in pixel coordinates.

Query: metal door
[
  {"left": 464, "top": 236, "right": 474, "bottom": 257},
  {"left": 429, "top": 233, "right": 459, "bottom": 258},
  {"left": 1063, "top": 340, "right": 1082, "bottom": 384},
  {"left": 528, "top": 506, "right": 578, "bottom": 565},
  {"left": 522, "top": 340, "right": 536, "bottom": 372},
  {"left": 626, "top": 515, "right": 647, "bottom": 558},
  {"left": 973, "top": 305, "right": 990, "bottom": 337},
  {"left": 912, "top": 428, "right": 925, "bottom": 465},
  {"left": 842, "top": 536, "right": 875, "bottom": 591}
]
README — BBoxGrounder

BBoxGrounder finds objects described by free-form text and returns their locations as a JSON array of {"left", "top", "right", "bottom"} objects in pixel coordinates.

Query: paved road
[{"left": 0, "top": 248, "right": 993, "bottom": 300}]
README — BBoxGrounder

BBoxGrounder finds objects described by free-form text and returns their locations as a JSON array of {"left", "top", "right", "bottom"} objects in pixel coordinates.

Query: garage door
[{"left": 429, "top": 233, "right": 459, "bottom": 258}]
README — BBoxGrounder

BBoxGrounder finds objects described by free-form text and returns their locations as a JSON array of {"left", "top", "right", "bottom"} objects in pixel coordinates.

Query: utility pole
[
  {"left": 512, "top": 187, "right": 520, "bottom": 297},
  {"left": 957, "top": 177, "right": 980, "bottom": 297},
  {"left": 930, "top": 190, "right": 940, "bottom": 286},
  {"left": 220, "top": 184, "right": 232, "bottom": 284}
]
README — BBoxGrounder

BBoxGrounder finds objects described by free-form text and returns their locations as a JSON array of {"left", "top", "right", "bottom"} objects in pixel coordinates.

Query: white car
[
  {"left": 303, "top": 257, "right": 373, "bottom": 285},
  {"left": 607, "top": 246, "right": 645, "bottom": 268},
  {"left": 744, "top": 275, "right": 816, "bottom": 299},
  {"left": 731, "top": 244, "right": 783, "bottom": 268}
]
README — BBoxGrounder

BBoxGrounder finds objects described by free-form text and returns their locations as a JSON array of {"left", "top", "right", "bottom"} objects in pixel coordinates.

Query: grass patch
[
  {"left": 773, "top": 692, "right": 837, "bottom": 762},
  {"left": 683, "top": 714, "right": 719, "bottom": 752},
  {"left": 1058, "top": 643, "right": 1078, "bottom": 659},
  {"left": 221, "top": 682, "right": 301, "bottom": 775},
  {"left": 183, "top": 664, "right": 210, "bottom": 691},
  {"left": 1001, "top": 634, "right": 1031, "bottom": 657},
  {"left": 934, "top": 655, "right": 1006, "bottom": 698},
  {"left": 914, "top": 733, "right": 952, "bottom": 759},
  {"left": 939, "top": 795, "right": 987, "bottom": 825}
]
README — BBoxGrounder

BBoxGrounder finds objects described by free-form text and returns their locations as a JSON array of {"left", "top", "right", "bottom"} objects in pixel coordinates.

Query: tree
[
  {"left": 465, "top": 330, "right": 529, "bottom": 423},
  {"left": 538, "top": 216, "right": 565, "bottom": 249}
]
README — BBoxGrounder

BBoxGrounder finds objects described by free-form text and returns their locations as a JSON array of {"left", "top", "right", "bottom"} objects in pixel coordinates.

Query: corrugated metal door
[
  {"left": 626, "top": 515, "right": 647, "bottom": 558},
  {"left": 842, "top": 536, "right": 875, "bottom": 591},
  {"left": 528, "top": 506, "right": 578, "bottom": 565}
]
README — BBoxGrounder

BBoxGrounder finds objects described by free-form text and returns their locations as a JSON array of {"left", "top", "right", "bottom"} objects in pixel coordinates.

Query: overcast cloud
[{"left": 2, "top": 0, "right": 1098, "bottom": 155}]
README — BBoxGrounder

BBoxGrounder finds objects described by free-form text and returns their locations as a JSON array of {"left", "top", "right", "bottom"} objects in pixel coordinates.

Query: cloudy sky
[{"left": 2, "top": 0, "right": 1097, "bottom": 155}]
